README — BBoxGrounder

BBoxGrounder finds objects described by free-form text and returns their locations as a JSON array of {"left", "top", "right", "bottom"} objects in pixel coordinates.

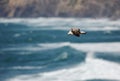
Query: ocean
[{"left": 0, "top": 18, "right": 120, "bottom": 81}]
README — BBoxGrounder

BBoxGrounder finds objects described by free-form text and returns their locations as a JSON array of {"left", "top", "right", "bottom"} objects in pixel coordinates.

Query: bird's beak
[{"left": 68, "top": 31, "right": 73, "bottom": 35}]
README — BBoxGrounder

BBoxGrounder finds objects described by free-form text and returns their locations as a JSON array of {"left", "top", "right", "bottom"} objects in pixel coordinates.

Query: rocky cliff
[{"left": 0, "top": 0, "right": 120, "bottom": 19}]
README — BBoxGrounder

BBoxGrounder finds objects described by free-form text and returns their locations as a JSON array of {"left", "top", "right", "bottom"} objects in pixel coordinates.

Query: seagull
[{"left": 68, "top": 28, "right": 86, "bottom": 37}]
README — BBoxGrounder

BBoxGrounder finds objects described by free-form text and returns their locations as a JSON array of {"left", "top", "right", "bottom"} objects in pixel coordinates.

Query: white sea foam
[
  {"left": 54, "top": 52, "right": 68, "bottom": 61},
  {"left": 1, "top": 43, "right": 65, "bottom": 52},
  {"left": 38, "top": 42, "right": 120, "bottom": 53},
  {"left": 40, "top": 58, "right": 120, "bottom": 81},
  {"left": 38, "top": 26, "right": 120, "bottom": 31},
  {"left": 14, "top": 33, "right": 21, "bottom": 37},
  {"left": 0, "top": 66, "right": 42, "bottom": 70},
  {"left": 0, "top": 18, "right": 120, "bottom": 31},
  {"left": 7, "top": 54, "right": 120, "bottom": 81},
  {"left": 1, "top": 42, "right": 120, "bottom": 53}
]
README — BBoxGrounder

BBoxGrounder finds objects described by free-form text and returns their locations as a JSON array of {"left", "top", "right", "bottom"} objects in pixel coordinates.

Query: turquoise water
[{"left": 0, "top": 18, "right": 120, "bottom": 81}]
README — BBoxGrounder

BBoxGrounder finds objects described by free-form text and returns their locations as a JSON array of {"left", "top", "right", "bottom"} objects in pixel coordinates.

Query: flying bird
[{"left": 68, "top": 28, "right": 86, "bottom": 37}]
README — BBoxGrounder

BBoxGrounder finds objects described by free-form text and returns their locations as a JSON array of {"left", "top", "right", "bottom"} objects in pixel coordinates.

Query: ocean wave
[
  {"left": 41, "top": 57, "right": 120, "bottom": 81},
  {"left": 31, "top": 42, "right": 120, "bottom": 52},
  {"left": 7, "top": 55, "right": 120, "bottom": 81},
  {"left": 0, "top": 18, "right": 120, "bottom": 25},
  {"left": 0, "top": 18, "right": 120, "bottom": 31},
  {"left": 1, "top": 42, "right": 120, "bottom": 53}
]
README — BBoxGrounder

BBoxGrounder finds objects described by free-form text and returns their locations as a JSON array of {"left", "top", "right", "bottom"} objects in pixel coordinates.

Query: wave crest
[{"left": 0, "top": 18, "right": 120, "bottom": 31}]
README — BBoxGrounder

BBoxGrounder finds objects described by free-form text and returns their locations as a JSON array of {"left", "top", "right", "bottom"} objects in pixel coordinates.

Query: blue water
[{"left": 0, "top": 18, "right": 120, "bottom": 81}]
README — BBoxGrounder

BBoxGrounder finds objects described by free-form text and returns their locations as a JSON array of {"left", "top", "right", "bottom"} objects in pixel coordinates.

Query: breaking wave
[
  {"left": 0, "top": 18, "right": 120, "bottom": 31},
  {"left": 1, "top": 42, "right": 120, "bottom": 52}
]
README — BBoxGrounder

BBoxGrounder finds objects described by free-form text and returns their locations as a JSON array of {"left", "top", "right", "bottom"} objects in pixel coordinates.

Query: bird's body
[{"left": 68, "top": 28, "right": 86, "bottom": 37}]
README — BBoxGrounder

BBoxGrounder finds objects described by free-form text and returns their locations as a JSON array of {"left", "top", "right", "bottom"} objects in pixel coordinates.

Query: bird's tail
[{"left": 80, "top": 31, "right": 87, "bottom": 34}]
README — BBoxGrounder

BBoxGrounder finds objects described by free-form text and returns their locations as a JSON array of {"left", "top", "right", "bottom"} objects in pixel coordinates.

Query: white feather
[{"left": 68, "top": 30, "right": 73, "bottom": 35}]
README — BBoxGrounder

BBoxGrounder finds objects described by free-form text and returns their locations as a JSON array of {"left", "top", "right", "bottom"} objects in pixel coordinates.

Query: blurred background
[
  {"left": 0, "top": 0, "right": 120, "bottom": 81},
  {"left": 0, "top": 0, "right": 120, "bottom": 19}
]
